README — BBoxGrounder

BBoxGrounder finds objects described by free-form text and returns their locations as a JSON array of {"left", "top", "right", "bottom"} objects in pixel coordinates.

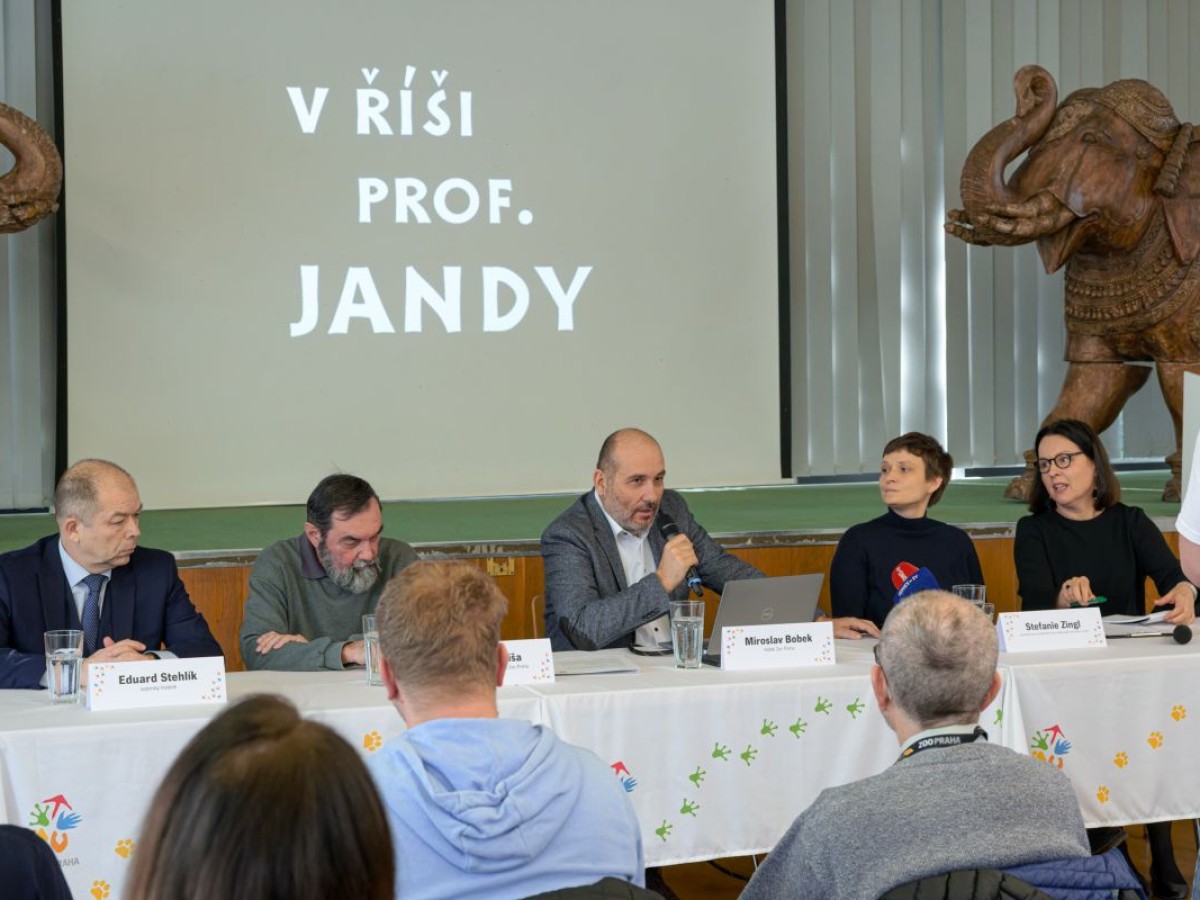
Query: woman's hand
[
  {"left": 1154, "top": 582, "right": 1197, "bottom": 625},
  {"left": 1056, "top": 576, "right": 1096, "bottom": 608}
]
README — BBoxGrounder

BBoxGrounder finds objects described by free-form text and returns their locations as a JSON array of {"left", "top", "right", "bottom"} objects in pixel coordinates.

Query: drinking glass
[
  {"left": 670, "top": 599, "right": 704, "bottom": 669},
  {"left": 362, "top": 614, "right": 383, "bottom": 686},
  {"left": 952, "top": 584, "right": 987, "bottom": 608},
  {"left": 44, "top": 629, "right": 84, "bottom": 703}
]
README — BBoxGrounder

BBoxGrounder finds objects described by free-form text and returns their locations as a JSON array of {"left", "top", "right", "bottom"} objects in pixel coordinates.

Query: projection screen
[{"left": 61, "top": 0, "right": 781, "bottom": 508}]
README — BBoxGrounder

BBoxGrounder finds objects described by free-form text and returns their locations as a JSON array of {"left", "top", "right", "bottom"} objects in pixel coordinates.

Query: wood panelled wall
[{"left": 186, "top": 533, "right": 1177, "bottom": 672}]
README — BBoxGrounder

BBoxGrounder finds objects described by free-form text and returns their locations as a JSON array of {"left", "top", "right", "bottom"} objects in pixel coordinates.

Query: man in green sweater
[{"left": 239, "top": 474, "right": 418, "bottom": 671}]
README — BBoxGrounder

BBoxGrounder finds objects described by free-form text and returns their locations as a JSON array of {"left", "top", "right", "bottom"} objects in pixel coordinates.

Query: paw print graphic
[
  {"left": 740, "top": 745, "right": 758, "bottom": 766},
  {"left": 814, "top": 697, "right": 832, "bottom": 715},
  {"left": 688, "top": 766, "right": 706, "bottom": 787},
  {"left": 760, "top": 719, "right": 778, "bottom": 737},
  {"left": 789, "top": 717, "right": 807, "bottom": 738},
  {"left": 1113, "top": 752, "right": 1129, "bottom": 769},
  {"left": 711, "top": 742, "right": 731, "bottom": 761},
  {"left": 114, "top": 837, "right": 135, "bottom": 858},
  {"left": 846, "top": 699, "right": 866, "bottom": 719},
  {"left": 655, "top": 820, "right": 673, "bottom": 841},
  {"left": 680, "top": 799, "right": 699, "bottom": 817},
  {"left": 91, "top": 881, "right": 111, "bottom": 900},
  {"left": 1147, "top": 731, "right": 1164, "bottom": 750},
  {"left": 1171, "top": 704, "right": 1187, "bottom": 722},
  {"left": 362, "top": 731, "right": 383, "bottom": 752},
  {"left": 1096, "top": 786, "right": 1110, "bottom": 804}
]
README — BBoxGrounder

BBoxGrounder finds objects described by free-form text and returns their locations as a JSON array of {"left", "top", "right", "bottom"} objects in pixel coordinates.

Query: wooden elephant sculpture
[
  {"left": 0, "top": 100, "right": 62, "bottom": 233},
  {"left": 946, "top": 65, "right": 1200, "bottom": 501}
]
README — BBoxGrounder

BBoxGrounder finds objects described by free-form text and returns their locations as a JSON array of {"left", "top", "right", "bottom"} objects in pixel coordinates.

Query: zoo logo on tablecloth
[
  {"left": 1029, "top": 724, "right": 1072, "bottom": 768},
  {"left": 28, "top": 793, "right": 82, "bottom": 858},
  {"left": 611, "top": 760, "right": 637, "bottom": 793}
]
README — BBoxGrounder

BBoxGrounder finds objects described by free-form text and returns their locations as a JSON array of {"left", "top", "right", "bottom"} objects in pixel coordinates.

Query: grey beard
[{"left": 319, "top": 543, "right": 381, "bottom": 594}]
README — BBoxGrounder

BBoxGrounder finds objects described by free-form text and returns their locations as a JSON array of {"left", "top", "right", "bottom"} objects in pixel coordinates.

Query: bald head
[
  {"left": 596, "top": 428, "right": 661, "bottom": 477},
  {"left": 55, "top": 460, "right": 143, "bottom": 574},
  {"left": 875, "top": 590, "right": 998, "bottom": 729},
  {"left": 55, "top": 459, "right": 136, "bottom": 523},
  {"left": 593, "top": 429, "right": 666, "bottom": 535}
]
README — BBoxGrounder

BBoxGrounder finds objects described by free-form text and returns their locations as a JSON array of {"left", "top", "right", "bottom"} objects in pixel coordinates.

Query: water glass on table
[
  {"left": 362, "top": 614, "right": 383, "bottom": 686},
  {"left": 44, "top": 629, "right": 84, "bottom": 703},
  {"left": 670, "top": 599, "right": 704, "bottom": 669},
  {"left": 952, "top": 584, "right": 987, "bottom": 608}
]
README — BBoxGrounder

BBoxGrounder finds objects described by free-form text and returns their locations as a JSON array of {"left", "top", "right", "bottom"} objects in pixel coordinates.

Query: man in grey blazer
[{"left": 541, "top": 428, "right": 878, "bottom": 651}]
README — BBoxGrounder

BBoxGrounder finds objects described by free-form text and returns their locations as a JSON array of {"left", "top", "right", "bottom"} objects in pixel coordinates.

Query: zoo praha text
[{"left": 285, "top": 67, "right": 593, "bottom": 337}]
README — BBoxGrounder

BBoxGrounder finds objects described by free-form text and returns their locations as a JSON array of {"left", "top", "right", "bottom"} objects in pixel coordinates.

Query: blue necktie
[{"left": 81, "top": 573, "right": 107, "bottom": 656}]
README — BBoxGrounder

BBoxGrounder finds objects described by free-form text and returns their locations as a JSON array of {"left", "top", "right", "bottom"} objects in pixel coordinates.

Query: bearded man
[
  {"left": 541, "top": 428, "right": 877, "bottom": 650},
  {"left": 239, "top": 474, "right": 418, "bottom": 671}
]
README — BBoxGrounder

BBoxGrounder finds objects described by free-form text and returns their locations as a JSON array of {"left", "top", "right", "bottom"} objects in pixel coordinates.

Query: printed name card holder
[
  {"left": 86, "top": 656, "right": 227, "bottom": 711},
  {"left": 721, "top": 621, "right": 835, "bottom": 671},
  {"left": 500, "top": 639, "right": 555, "bottom": 685},
  {"left": 996, "top": 608, "right": 1106, "bottom": 653}
]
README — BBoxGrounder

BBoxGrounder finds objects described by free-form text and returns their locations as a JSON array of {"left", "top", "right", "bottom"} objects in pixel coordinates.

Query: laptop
[{"left": 702, "top": 574, "right": 824, "bottom": 667}]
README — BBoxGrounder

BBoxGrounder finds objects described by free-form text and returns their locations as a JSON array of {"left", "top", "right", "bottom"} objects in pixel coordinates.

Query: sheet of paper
[
  {"left": 554, "top": 651, "right": 639, "bottom": 676},
  {"left": 1105, "top": 610, "right": 1172, "bottom": 625}
]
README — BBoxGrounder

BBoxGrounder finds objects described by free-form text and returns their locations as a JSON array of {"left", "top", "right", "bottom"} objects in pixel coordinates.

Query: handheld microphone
[
  {"left": 658, "top": 514, "right": 703, "bottom": 598},
  {"left": 891, "top": 562, "right": 940, "bottom": 603}
]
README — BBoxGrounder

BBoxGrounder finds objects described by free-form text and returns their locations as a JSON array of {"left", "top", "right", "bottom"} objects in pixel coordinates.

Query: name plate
[
  {"left": 997, "top": 608, "right": 1106, "bottom": 652},
  {"left": 721, "top": 621, "right": 835, "bottom": 671},
  {"left": 500, "top": 639, "right": 555, "bottom": 685},
  {"left": 87, "top": 656, "right": 227, "bottom": 711}
]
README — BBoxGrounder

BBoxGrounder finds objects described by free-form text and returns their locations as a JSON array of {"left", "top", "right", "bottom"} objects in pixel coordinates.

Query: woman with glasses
[
  {"left": 1014, "top": 418, "right": 1196, "bottom": 622},
  {"left": 1015, "top": 418, "right": 1194, "bottom": 900}
]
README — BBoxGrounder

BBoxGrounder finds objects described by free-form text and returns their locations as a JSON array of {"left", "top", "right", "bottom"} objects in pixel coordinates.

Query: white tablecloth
[
  {"left": 997, "top": 637, "right": 1200, "bottom": 828},
  {"left": 0, "top": 670, "right": 542, "bottom": 899},
  {"left": 525, "top": 643, "right": 1018, "bottom": 866},
  {"left": 1, "top": 637, "right": 1196, "bottom": 898}
]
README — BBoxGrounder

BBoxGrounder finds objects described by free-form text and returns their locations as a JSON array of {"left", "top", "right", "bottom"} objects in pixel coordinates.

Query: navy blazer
[{"left": 0, "top": 534, "right": 223, "bottom": 689}]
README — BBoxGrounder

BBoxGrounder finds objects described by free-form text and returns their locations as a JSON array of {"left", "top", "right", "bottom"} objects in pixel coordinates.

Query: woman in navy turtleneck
[{"left": 829, "top": 432, "right": 982, "bottom": 628}]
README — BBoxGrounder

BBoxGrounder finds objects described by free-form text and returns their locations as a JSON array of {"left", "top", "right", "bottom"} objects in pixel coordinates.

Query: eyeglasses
[
  {"left": 1036, "top": 451, "right": 1085, "bottom": 474},
  {"left": 873, "top": 642, "right": 883, "bottom": 666}
]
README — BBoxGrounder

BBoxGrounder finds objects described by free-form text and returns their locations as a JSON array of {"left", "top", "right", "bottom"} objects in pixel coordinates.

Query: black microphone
[
  {"left": 1108, "top": 625, "right": 1193, "bottom": 644},
  {"left": 658, "top": 514, "right": 703, "bottom": 598}
]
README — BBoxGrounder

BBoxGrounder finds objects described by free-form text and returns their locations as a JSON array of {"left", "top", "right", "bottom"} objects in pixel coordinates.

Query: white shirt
[
  {"left": 55, "top": 540, "right": 176, "bottom": 659},
  {"left": 1177, "top": 440, "right": 1200, "bottom": 543},
  {"left": 594, "top": 491, "right": 671, "bottom": 648}
]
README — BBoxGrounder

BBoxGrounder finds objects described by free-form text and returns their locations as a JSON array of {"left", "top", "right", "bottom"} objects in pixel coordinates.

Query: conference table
[{"left": 1, "top": 635, "right": 1197, "bottom": 899}]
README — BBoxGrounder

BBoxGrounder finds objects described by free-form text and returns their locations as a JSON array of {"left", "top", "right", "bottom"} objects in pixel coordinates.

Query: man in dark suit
[
  {"left": 541, "top": 428, "right": 879, "bottom": 651},
  {"left": 0, "top": 459, "right": 222, "bottom": 689}
]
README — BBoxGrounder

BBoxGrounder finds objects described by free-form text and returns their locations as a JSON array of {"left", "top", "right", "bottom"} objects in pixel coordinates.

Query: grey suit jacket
[{"left": 540, "top": 490, "right": 761, "bottom": 650}]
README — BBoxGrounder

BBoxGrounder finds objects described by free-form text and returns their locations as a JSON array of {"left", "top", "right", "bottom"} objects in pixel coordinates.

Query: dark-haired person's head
[
  {"left": 127, "top": 695, "right": 394, "bottom": 900},
  {"left": 377, "top": 560, "right": 508, "bottom": 725},
  {"left": 304, "top": 474, "right": 384, "bottom": 594},
  {"left": 1027, "top": 419, "right": 1120, "bottom": 515},
  {"left": 880, "top": 433, "right": 954, "bottom": 517}
]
